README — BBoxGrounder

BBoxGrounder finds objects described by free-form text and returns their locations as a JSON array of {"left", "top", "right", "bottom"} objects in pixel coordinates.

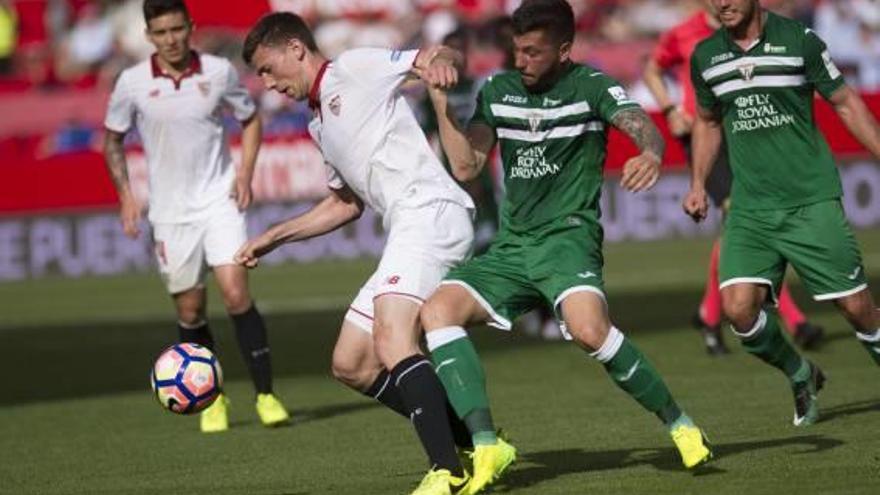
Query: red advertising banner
[{"left": 1, "top": 95, "right": 879, "bottom": 216}]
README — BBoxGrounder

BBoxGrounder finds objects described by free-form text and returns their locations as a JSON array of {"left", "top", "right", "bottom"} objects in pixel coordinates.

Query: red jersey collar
[
  {"left": 151, "top": 51, "right": 202, "bottom": 89},
  {"left": 308, "top": 60, "right": 331, "bottom": 111}
]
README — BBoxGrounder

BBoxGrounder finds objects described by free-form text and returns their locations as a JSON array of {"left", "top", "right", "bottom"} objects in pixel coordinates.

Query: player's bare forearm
[
  {"left": 611, "top": 108, "right": 665, "bottom": 160},
  {"left": 103, "top": 130, "right": 133, "bottom": 200},
  {"left": 262, "top": 188, "right": 363, "bottom": 251},
  {"left": 830, "top": 85, "right": 880, "bottom": 158},
  {"left": 643, "top": 59, "right": 674, "bottom": 110},
  {"left": 689, "top": 111, "right": 722, "bottom": 190},
  {"left": 238, "top": 113, "right": 262, "bottom": 182},
  {"left": 429, "top": 91, "right": 491, "bottom": 181}
]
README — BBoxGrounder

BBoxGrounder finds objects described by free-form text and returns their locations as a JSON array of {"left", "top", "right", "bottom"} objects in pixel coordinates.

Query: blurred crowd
[{"left": 1, "top": 0, "right": 879, "bottom": 152}]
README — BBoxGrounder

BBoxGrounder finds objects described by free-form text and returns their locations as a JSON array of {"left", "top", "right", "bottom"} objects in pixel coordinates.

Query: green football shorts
[
  {"left": 441, "top": 213, "right": 606, "bottom": 330},
  {"left": 720, "top": 199, "right": 867, "bottom": 302}
]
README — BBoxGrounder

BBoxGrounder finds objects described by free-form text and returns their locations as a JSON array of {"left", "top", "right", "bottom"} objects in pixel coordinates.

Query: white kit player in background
[
  {"left": 236, "top": 12, "right": 478, "bottom": 492},
  {"left": 103, "top": 0, "right": 289, "bottom": 434}
]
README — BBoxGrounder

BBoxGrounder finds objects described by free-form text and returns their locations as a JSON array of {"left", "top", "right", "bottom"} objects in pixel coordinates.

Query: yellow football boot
[
  {"left": 200, "top": 393, "right": 229, "bottom": 433},
  {"left": 256, "top": 393, "right": 290, "bottom": 427},
  {"left": 670, "top": 424, "right": 713, "bottom": 469},
  {"left": 465, "top": 437, "right": 516, "bottom": 494},
  {"left": 411, "top": 468, "right": 470, "bottom": 495}
]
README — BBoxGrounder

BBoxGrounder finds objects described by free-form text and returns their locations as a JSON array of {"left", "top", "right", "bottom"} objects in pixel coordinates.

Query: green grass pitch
[{"left": 1, "top": 231, "right": 879, "bottom": 494}]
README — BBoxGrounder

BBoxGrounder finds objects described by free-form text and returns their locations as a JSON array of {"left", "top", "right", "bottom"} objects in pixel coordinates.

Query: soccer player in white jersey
[
  {"left": 235, "top": 12, "right": 479, "bottom": 495},
  {"left": 103, "top": 0, "right": 289, "bottom": 433}
]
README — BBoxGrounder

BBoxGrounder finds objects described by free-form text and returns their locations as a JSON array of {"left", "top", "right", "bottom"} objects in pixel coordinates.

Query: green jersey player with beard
[
  {"left": 684, "top": 0, "right": 880, "bottom": 428},
  {"left": 419, "top": 1, "right": 713, "bottom": 491}
]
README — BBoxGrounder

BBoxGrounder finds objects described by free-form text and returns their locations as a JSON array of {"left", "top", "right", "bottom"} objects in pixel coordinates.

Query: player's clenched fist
[
  {"left": 234, "top": 237, "right": 269, "bottom": 268},
  {"left": 682, "top": 187, "right": 709, "bottom": 222}
]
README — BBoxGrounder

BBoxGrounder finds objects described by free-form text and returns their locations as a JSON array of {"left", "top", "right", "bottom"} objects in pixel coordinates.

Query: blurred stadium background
[{"left": 1, "top": 1, "right": 879, "bottom": 494}]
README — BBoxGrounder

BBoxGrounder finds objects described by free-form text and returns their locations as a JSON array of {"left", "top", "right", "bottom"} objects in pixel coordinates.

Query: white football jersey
[
  {"left": 306, "top": 48, "right": 473, "bottom": 224},
  {"left": 104, "top": 52, "right": 256, "bottom": 223}
]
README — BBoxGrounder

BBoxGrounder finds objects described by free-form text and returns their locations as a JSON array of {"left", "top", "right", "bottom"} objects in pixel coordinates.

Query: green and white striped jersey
[
  {"left": 690, "top": 11, "right": 845, "bottom": 210},
  {"left": 471, "top": 64, "right": 640, "bottom": 233}
]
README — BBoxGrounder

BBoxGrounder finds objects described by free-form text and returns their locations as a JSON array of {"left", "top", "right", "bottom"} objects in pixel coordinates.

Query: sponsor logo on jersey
[
  {"left": 763, "top": 43, "right": 787, "bottom": 54},
  {"left": 197, "top": 81, "right": 211, "bottom": 97},
  {"left": 148, "top": 88, "right": 160, "bottom": 98},
  {"left": 607, "top": 86, "right": 632, "bottom": 105},
  {"left": 737, "top": 63, "right": 756, "bottom": 81},
  {"left": 821, "top": 50, "right": 842, "bottom": 79},
  {"left": 576, "top": 271, "right": 596, "bottom": 279},
  {"left": 502, "top": 94, "right": 528, "bottom": 104},
  {"left": 390, "top": 50, "right": 402, "bottom": 61},
  {"left": 731, "top": 93, "right": 796, "bottom": 133},
  {"left": 329, "top": 95, "right": 341, "bottom": 116},
  {"left": 710, "top": 52, "right": 735, "bottom": 65},
  {"left": 510, "top": 145, "right": 561, "bottom": 179},
  {"left": 386, "top": 275, "right": 400, "bottom": 285},
  {"left": 543, "top": 97, "right": 561, "bottom": 106}
]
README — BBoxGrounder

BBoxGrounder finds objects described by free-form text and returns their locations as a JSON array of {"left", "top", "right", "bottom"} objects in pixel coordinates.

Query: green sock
[
  {"left": 596, "top": 330, "right": 682, "bottom": 425},
  {"left": 856, "top": 329, "right": 880, "bottom": 365},
  {"left": 736, "top": 310, "right": 807, "bottom": 381},
  {"left": 430, "top": 335, "right": 496, "bottom": 445}
]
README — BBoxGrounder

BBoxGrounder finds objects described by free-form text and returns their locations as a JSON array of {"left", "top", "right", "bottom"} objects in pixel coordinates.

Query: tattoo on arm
[
  {"left": 611, "top": 108, "right": 666, "bottom": 157},
  {"left": 103, "top": 133, "right": 130, "bottom": 192}
]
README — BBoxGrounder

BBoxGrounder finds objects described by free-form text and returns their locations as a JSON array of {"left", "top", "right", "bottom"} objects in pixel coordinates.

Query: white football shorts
[
  {"left": 345, "top": 200, "right": 474, "bottom": 332},
  {"left": 151, "top": 199, "right": 247, "bottom": 294}
]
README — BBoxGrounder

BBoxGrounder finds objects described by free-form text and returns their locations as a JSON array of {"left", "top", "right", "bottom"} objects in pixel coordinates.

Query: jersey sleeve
[
  {"left": 803, "top": 28, "right": 845, "bottom": 99},
  {"left": 325, "top": 162, "right": 345, "bottom": 190},
  {"left": 652, "top": 29, "right": 682, "bottom": 70},
  {"left": 336, "top": 48, "right": 419, "bottom": 87},
  {"left": 104, "top": 72, "right": 135, "bottom": 133},
  {"left": 591, "top": 72, "right": 641, "bottom": 122},
  {"left": 468, "top": 81, "right": 496, "bottom": 129},
  {"left": 222, "top": 62, "right": 257, "bottom": 121},
  {"left": 690, "top": 51, "right": 718, "bottom": 112}
]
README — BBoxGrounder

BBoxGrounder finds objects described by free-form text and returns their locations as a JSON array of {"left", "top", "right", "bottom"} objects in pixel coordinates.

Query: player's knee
[
  {"left": 420, "top": 299, "right": 447, "bottom": 330},
  {"left": 835, "top": 290, "right": 873, "bottom": 327},
  {"left": 331, "top": 353, "right": 368, "bottom": 389},
  {"left": 221, "top": 287, "right": 251, "bottom": 314},
  {"left": 721, "top": 292, "right": 760, "bottom": 328},
  {"left": 568, "top": 322, "right": 609, "bottom": 351}
]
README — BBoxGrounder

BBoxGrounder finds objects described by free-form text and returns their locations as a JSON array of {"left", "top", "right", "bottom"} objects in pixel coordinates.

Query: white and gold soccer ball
[{"left": 150, "top": 343, "right": 223, "bottom": 414}]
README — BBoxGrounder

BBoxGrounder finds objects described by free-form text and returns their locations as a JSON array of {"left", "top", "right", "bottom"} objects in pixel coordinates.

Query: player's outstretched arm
[
  {"left": 426, "top": 86, "right": 495, "bottom": 182},
  {"left": 103, "top": 129, "right": 141, "bottom": 239},
  {"left": 234, "top": 185, "right": 363, "bottom": 268},
  {"left": 829, "top": 85, "right": 880, "bottom": 159},
  {"left": 611, "top": 107, "right": 665, "bottom": 192},
  {"left": 682, "top": 104, "right": 722, "bottom": 222},
  {"left": 232, "top": 113, "right": 262, "bottom": 211}
]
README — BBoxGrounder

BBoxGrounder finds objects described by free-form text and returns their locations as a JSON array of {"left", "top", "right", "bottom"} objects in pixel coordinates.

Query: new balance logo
[
  {"left": 435, "top": 358, "right": 457, "bottom": 373},
  {"left": 577, "top": 271, "right": 596, "bottom": 279},
  {"left": 618, "top": 360, "right": 640, "bottom": 382},
  {"left": 847, "top": 266, "right": 862, "bottom": 280}
]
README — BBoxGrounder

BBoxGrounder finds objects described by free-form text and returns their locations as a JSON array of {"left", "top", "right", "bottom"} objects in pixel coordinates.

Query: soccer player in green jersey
[
  {"left": 684, "top": 0, "right": 880, "bottom": 426},
  {"left": 420, "top": 1, "right": 713, "bottom": 490}
]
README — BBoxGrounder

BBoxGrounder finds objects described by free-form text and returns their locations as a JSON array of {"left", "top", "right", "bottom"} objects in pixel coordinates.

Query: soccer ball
[{"left": 150, "top": 343, "right": 223, "bottom": 414}]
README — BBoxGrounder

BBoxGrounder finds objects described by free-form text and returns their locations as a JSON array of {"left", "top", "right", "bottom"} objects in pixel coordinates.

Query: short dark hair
[
  {"left": 243, "top": 12, "right": 318, "bottom": 65},
  {"left": 143, "top": 0, "right": 190, "bottom": 25},
  {"left": 511, "top": 0, "right": 575, "bottom": 45}
]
